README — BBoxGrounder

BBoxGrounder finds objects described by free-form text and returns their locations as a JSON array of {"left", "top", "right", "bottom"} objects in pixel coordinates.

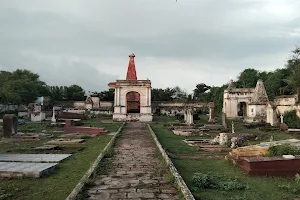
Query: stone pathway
[{"left": 86, "top": 123, "right": 180, "bottom": 200}]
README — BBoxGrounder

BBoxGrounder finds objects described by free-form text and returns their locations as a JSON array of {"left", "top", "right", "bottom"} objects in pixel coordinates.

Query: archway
[
  {"left": 238, "top": 102, "right": 247, "bottom": 117},
  {"left": 126, "top": 91, "right": 140, "bottom": 113}
]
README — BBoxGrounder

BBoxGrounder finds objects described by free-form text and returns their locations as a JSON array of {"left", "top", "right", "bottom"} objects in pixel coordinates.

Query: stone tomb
[
  {"left": 0, "top": 153, "right": 71, "bottom": 178},
  {"left": 0, "top": 154, "right": 71, "bottom": 163},
  {"left": 0, "top": 162, "right": 57, "bottom": 178}
]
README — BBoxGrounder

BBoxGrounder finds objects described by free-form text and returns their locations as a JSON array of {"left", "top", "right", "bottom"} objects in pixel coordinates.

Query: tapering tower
[
  {"left": 126, "top": 54, "right": 140, "bottom": 113},
  {"left": 126, "top": 53, "right": 138, "bottom": 80}
]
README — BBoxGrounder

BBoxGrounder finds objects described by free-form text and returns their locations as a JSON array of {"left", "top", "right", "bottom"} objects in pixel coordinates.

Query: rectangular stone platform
[
  {"left": 0, "top": 162, "right": 58, "bottom": 178},
  {"left": 0, "top": 154, "right": 72, "bottom": 163},
  {"left": 239, "top": 156, "right": 300, "bottom": 176}
]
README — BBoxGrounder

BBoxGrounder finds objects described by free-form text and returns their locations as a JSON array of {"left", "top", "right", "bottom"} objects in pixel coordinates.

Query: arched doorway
[
  {"left": 238, "top": 102, "right": 247, "bottom": 117},
  {"left": 126, "top": 91, "right": 140, "bottom": 113}
]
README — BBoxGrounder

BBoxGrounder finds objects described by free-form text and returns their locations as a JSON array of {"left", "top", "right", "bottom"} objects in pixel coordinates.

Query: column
[
  {"left": 114, "top": 88, "right": 117, "bottom": 106},
  {"left": 148, "top": 87, "right": 151, "bottom": 106},
  {"left": 145, "top": 88, "right": 149, "bottom": 107},
  {"left": 208, "top": 102, "right": 215, "bottom": 123}
]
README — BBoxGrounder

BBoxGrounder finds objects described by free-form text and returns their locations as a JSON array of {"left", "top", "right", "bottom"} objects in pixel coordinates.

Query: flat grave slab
[
  {"left": 0, "top": 154, "right": 72, "bottom": 163},
  {"left": 0, "top": 162, "right": 58, "bottom": 178},
  {"left": 46, "top": 138, "right": 85, "bottom": 144},
  {"left": 32, "top": 145, "right": 59, "bottom": 150}
]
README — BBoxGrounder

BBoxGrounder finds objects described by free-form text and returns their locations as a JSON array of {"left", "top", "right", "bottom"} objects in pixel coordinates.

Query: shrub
[
  {"left": 192, "top": 172, "right": 247, "bottom": 191},
  {"left": 268, "top": 144, "right": 300, "bottom": 157},
  {"left": 284, "top": 110, "right": 300, "bottom": 129}
]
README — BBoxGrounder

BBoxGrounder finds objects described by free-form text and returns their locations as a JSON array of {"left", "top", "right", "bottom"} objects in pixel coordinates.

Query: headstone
[
  {"left": 231, "top": 121, "right": 235, "bottom": 134},
  {"left": 3, "top": 114, "right": 18, "bottom": 138},
  {"left": 280, "top": 114, "right": 284, "bottom": 123},
  {"left": 222, "top": 112, "right": 227, "bottom": 129},
  {"left": 51, "top": 107, "right": 56, "bottom": 123}
]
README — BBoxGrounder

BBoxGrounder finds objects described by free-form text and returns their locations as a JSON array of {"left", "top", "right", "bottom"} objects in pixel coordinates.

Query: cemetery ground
[
  {"left": 151, "top": 115, "right": 300, "bottom": 200},
  {"left": 0, "top": 118, "right": 121, "bottom": 200}
]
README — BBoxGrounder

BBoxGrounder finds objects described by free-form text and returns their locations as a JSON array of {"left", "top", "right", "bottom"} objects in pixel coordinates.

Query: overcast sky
[{"left": 0, "top": 0, "right": 300, "bottom": 93}]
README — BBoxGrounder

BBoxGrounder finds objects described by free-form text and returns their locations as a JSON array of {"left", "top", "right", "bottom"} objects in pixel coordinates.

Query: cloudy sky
[{"left": 0, "top": 0, "right": 300, "bottom": 93}]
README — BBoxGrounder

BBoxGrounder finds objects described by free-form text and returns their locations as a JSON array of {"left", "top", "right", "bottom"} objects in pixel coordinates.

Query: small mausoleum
[{"left": 108, "top": 54, "right": 152, "bottom": 122}]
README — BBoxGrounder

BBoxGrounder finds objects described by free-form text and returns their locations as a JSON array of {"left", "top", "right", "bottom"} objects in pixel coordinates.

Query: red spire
[{"left": 126, "top": 53, "right": 138, "bottom": 80}]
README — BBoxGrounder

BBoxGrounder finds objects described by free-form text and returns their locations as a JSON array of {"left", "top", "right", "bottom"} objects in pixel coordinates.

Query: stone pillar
[
  {"left": 208, "top": 102, "right": 215, "bottom": 123},
  {"left": 184, "top": 110, "right": 187, "bottom": 122},
  {"left": 280, "top": 114, "right": 284, "bottom": 123},
  {"left": 119, "top": 87, "right": 121, "bottom": 106},
  {"left": 148, "top": 87, "right": 151, "bottom": 106},
  {"left": 51, "top": 107, "right": 56, "bottom": 123},
  {"left": 222, "top": 112, "right": 227, "bottom": 129},
  {"left": 114, "top": 88, "right": 117, "bottom": 106},
  {"left": 186, "top": 108, "right": 193, "bottom": 126}
]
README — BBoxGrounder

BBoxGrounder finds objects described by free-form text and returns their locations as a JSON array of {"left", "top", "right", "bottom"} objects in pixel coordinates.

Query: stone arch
[{"left": 126, "top": 91, "right": 140, "bottom": 113}]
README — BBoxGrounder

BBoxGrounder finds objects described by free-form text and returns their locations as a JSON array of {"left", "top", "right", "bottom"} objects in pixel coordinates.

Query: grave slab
[
  {"left": 46, "top": 139, "right": 85, "bottom": 145},
  {"left": 32, "top": 145, "right": 59, "bottom": 150},
  {"left": 0, "top": 154, "right": 71, "bottom": 163},
  {"left": 0, "top": 162, "right": 58, "bottom": 178}
]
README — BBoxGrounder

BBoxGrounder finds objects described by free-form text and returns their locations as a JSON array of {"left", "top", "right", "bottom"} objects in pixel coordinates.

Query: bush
[
  {"left": 268, "top": 144, "right": 300, "bottom": 156},
  {"left": 284, "top": 110, "right": 300, "bottom": 129},
  {"left": 192, "top": 172, "right": 247, "bottom": 191}
]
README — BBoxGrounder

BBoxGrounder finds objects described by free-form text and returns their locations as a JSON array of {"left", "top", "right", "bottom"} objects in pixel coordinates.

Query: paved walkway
[{"left": 86, "top": 123, "right": 180, "bottom": 200}]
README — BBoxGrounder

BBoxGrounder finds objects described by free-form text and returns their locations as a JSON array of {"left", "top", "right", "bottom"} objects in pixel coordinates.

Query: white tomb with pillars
[{"left": 113, "top": 80, "right": 152, "bottom": 122}]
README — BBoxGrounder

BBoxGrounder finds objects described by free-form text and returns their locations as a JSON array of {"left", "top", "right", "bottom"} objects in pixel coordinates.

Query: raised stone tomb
[
  {"left": 0, "top": 154, "right": 71, "bottom": 163},
  {"left": 0, "top": 162, "right": 58, "bottom": 178}
]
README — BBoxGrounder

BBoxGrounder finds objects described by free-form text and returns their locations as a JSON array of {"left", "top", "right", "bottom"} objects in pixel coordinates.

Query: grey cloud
[{"left": 0, "top": 0, "right": 299, "bottom": 93}]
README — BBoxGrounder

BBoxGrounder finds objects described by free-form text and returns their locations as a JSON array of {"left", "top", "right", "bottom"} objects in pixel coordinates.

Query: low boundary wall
[{"left": 148, "top": 124, "right": 195, "bottom": 200}]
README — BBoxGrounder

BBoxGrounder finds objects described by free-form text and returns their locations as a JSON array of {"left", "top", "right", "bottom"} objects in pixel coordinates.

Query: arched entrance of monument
[
  {"left": 238, "top": 102, "right": 247, "bottom": 117},
  {"left": 126, "top": 91, "right": 140, "bottom": 113}
]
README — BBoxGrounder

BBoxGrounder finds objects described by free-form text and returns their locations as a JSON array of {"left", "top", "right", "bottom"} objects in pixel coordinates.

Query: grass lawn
[
  {"left": 0, "top": 119, "right": 121, "bottom": 200},
  {"left": 152, "top": 116, "right": 300, "bottom": 200}
]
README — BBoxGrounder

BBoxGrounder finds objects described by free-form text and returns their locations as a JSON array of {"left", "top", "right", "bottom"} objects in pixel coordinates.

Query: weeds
[{"left": 192, "top": 172, "right": 247, "bottom": 191}]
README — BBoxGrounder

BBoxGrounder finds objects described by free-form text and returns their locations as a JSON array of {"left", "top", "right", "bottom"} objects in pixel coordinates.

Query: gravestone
[
  {"left": 3, "top": 114, "right": 18, "bottom": 138},
  {"left": 222, "top": 112, "right": 227, "bottom": 129}
]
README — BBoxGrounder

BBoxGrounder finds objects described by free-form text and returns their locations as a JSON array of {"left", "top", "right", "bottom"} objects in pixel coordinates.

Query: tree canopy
[{"left": 0, "top": 69, "right": 48, "bottom": 105}]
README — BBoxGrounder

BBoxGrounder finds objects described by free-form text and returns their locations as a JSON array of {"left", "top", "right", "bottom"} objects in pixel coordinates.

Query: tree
[
  {"left": 0, "top": 69, "right": 48, "bottom": 105},
  {"left": 172, "top": 86, "right": 188, "bottom": 102},
  {"left": 64, "top": 85, "right": 85, "bottom": 101},
  {"left": 236, "top": 68, "right": 260, "bottom": 88},
  {"left": 48, "top": 85, "right": 85, "bottom": 101},
  {"left": 286, "top": 46, "right": 300, "bottom": 93},
  {"left": 151, "top": 88, "right": 175, "bottom": 101},
  {"left": 193, "top": 83, "right": 211, "bottom": 100},
  {"left": 47, "top": 86, "right": 65, "bottom": 101},
  {"left": 95, "top": 89, "right": 115, "bottom": 101}
]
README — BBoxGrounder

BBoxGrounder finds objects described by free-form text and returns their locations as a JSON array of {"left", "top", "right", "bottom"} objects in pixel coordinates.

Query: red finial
[{"left": 126, "top": 53, "right": 137, "bottom": 80}]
